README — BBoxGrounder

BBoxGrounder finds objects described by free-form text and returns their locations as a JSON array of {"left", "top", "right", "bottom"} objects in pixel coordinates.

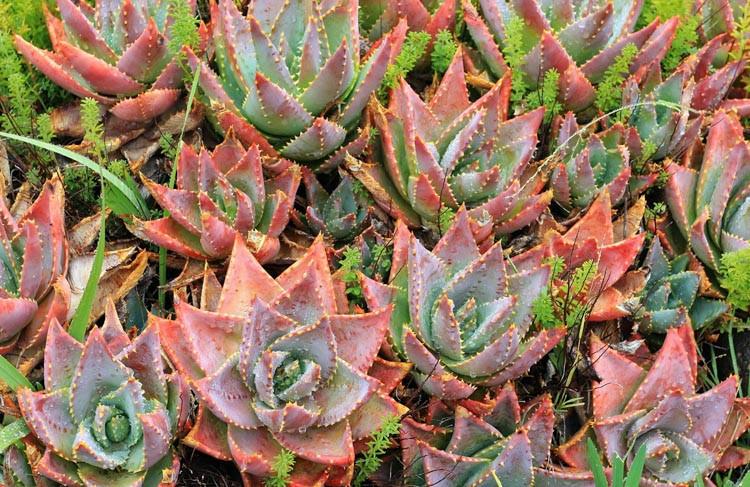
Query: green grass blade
[
  {"left": 611, "top": 456, "right": 624, "bottom": 487},
  {"left": 68, "top": 207, "right": 106, "bottom": 342},
  {"left": 0, "top": 131, "right": 149, "bottom": 218},
  {"left": 586, "top": 438, "right": 608, "bottom": 487},
  {"left": 0, "top": 419, "right": 30, "bottom": 454},
  {"left": 0, "top": 356, "right": 32, "bottom": 391},
  {"left": 159, "top": 64, "right": 201, "bottom": 312},
  {"left": 624, "top": 443, "right": 647, "bottom": 487}
]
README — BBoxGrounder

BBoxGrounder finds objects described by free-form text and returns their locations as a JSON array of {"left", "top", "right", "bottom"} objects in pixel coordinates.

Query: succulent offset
[
  {"left": 191, "top": 0, "right": 403, "bottom": 168},
  {"left": 156, "top": 237, "right": 407, "bottom": 484},
  {"left": 348, "top": 50, "right": 551, "bottom": 236},
  {"left": 665, "top": 110, "right": 750, "bottom": 271},
  {"left": 134, "top": 133, "right": 299, "bottom": 262},
  {"left": 622, "top": 38, "right": 745, "bottom": 161},
  {"left": 462, "top": 0, "right": 677, "bottom": 112},
  {"left": 17, "top": 304, "right": 189, "bottom": 486},
  {"left": 0, "top": 179, "right": 69, "bottom": 371},
  {"left": 551, "top": 112, "right": 656, "bottom": 209},
  {"left": 639, "top": 238, "right": 727, "bottom": 332},
  {"left": 558, "top": 323, "right": 750, "bottom": 483},
  {"left": 362, "top": 209, "right": 564, "bottom": 400},
  {"left": 14, "top": 0, "right": 202, "bottom": 123},
  {"left": 620, "top": 55, "right": 702, "bottom": 161},
  {"left": 401, "top": 384, "right": 596, "bottom": 486},
  {"left": 294, "top": 167, "right": 369, "bottom": 241}
]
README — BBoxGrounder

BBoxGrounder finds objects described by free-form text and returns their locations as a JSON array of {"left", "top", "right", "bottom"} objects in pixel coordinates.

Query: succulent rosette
[
  {"left": 665, "top": 110, "right": 750, "bottom": 271},
  {"left": 17, "top": 303, "right": 190, "bottom": 486},
  {"left": 156, "top": 237, "right": 407, "bottom": 484},
  {"left": 361, "top": 208, "right": 565, "bottom": 400},
  {"left": 401, "top": 384, "right": 594, "bottom": 486},
  {"left": 462, "top": 0, "right": 678, "bottom": 112},
  {"left": 516, "top": 189, "right": 646, "bottom": 321},
  {"left": 14, "top": 0, "right": 204, "bottom": 123},
  {"left": 1, "top": 179, "right": 70, "bottom": 372},
  {"left": 348, "top": 50, "right": 551, "bottom": 236},
  {"left": 558, "top": 322, "right": 750, "bottom": 484},
  {"left": 191, "top": 0, "right": 404, "bottom": 169},
  {"left": 133, "top": 132, "right": 300, "bottom": 262},
  {"left": 294, "top": 167, "right": 370, "bottom": 241},
  {"left": 621, "top": 57, "right": 702, "bottom": 161},
  {"left": 639, "top": 239, "right": 727, "bottom": 333},
  {"left": 551, "top": 112, "right": 656, "bottom": 209}
]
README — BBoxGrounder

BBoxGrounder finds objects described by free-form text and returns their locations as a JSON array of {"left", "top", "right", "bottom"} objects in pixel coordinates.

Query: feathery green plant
[
  {"left": 596, "top": 43, "right": 638, "bottom": 115},
  {"left": 528, "top": 68, "right": 561, "bottom": 122},
  {"left": 340, "top": 246, "right": 365, "bottom": 303},
  {"left": 264, "top": 449, "right": 295, "bottom": 487},
  {"left": 352, "top": 415, "right": 401, "bottom": 487},
  {"left": 432, "top": 29, "right": 458, "bottom": 74},
  {"left": 81, "top": 99, "right": 106, "bottom": 163},
  {"left": 168, "top": 0, "right": 201, "bottom": 55},
  {"left": 721, "top": 248, "right": 750, "bottom": 310},
  {"left": 664, "top": 15, "right": 698, "bottom": 72},
  {"left": 379, "top": 31, "right": 431, "bottom": 99},
  {"left": 502, "top": 13, "right": 530, "bottom": 105},
  {"left": 533, "top": 257, "right": 598, "bottom": 329}
]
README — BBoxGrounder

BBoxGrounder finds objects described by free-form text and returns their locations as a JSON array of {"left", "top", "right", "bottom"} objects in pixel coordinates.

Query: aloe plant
[
  {"left": 348, "top": 49, "right": 551, "bottom": 236},
  {"left": 0, "top": 178, "right": 69, "bottom": 374},
  {"left": 156, "top": 237, "right": 407, "bottom": 485},
  {"left": 551, "top": 113, "right": 657, "bottom": 209},
  {"left": 14, "top": 0, "right": 203, "bottom": 123},
  {"left": 294, "top": 167, "right": 370, "bottom": 241},
  {"left": 665, "top": 110, "right": 750, "bottom": 271},
  {"left": 190, "top": 0, "right": 404, "bottom": 169},
  {"left": 402, "top": 384, "right": 595, "bottom": 485},
  {"left": 558, "top": 322, "right": 750, "bottom": 483},
  {"left": 17, "top": 303, "right": 190, "bottom": 486},
  {"left": 516, "top": 189, "right": 646, "bottom": 322},
  {"left": 133, "top": 133, "right": 300, "bottom": 262},
  {"left": 639, "top": 239, "right": 728, "bottom": 332},
  {"left": 360, "top": 0, "right": 455, "bottom": 41},
  {"left": 362, "top": 208, "right": 564, "bottom": 400}
]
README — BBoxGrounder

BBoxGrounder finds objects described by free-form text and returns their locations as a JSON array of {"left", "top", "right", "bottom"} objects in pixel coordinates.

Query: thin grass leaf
[
  {"left": 0, "top": 419, "right": 29, "bottom": 454},
  {"left": 611, "top": 456, "right": 624, "bottom": 487},
  {"left": 0, "top": 132, "right": 149, "bottom": 217},
  {"left": 68, "top": 205, "right": 106, "bottom": 342},
  {"left": 158, "top": 65, "right": 201, "bottom": 312},
  {"left": 587, "top": 438, "right": 608, "bottom": 487},
  {"left": 0, "top": 356, "right": 32, "bottom": 391},
  {"left": 624, "top": 443, "right": 647, "bottom": 487}
]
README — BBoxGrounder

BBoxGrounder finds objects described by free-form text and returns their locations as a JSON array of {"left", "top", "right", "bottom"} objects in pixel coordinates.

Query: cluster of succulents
[
  {"left": 463, "top": 0, "right": 677, "bottom": 112},
  {"left": 3, "top": 0, "right": 750, "bottom": 485}
]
